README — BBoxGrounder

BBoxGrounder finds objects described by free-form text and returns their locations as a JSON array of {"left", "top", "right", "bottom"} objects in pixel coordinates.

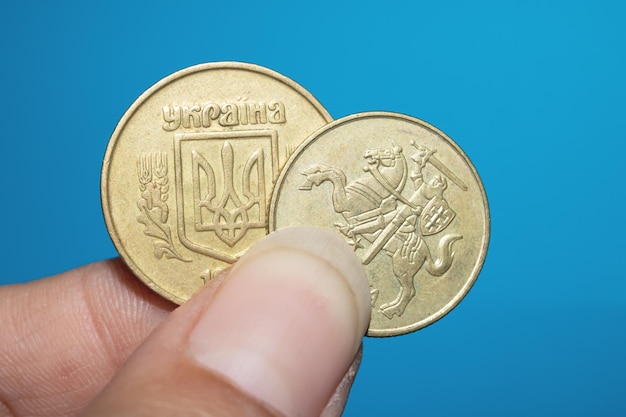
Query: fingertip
[
  {"left": 240, "top": 226, "right": 372, "bottom": 337},
  {"left": 187, "top": 226, "right": 370, "bottom": 416},
  {"left": 82, "top": 227, "right": 370, "bottom": 417}
]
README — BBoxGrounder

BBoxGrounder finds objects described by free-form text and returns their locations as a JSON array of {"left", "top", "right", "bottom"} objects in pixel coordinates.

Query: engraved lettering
[
  {"left": 201, "top": 267, "right": 225, "bottom": 284},
  {"left": 219, "top": 104, "right": 239, "bottom": 126},
  {"left": 182, "top": 105, "right": 201, "bottom": 128},
  {"left": 248, "top": 102, "right": 267, "bottom": 124},
  {"left": 201, "top": 103, "right": 220, "bottom": 127},
  {"left": 238, "top": 99, "right": 249, "bottom": 125},
  {"left": 162, "top": 99, "right": 287, "bottom": 131},
  {"left": 162, "top": 105, "right": 181, "bottom": 131},
  {"left": 267, "top": 101, "right": 286, "bottom": 124}
]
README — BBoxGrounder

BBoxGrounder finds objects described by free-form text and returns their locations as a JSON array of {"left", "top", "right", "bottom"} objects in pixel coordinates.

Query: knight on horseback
[{"left": 300, "top": 141, "right": 463, "bottom": 319}]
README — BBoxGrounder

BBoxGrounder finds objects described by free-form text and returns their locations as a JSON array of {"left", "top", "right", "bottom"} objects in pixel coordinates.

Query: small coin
[
  {"left": 101, "top": 62, "right": 332, "bottom": 304},
  {"left": 270, "top": 112, "right": 489, "bottom": 336}
]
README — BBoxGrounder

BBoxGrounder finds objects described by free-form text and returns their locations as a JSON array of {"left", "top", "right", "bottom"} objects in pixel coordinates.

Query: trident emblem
[
  {"left": 192, "top": 141, "right": 266, "bottom": 247},
  {"left": 173, "top": 130, "right": 277, "bottom": 261}
]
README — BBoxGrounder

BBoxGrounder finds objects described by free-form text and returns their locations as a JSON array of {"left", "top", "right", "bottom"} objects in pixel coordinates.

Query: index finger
[{"left": 0, "top": 259, "right": 173, "bottom": 417}]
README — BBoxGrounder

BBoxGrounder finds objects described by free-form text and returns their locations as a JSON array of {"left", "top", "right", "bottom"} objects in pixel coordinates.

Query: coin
[
  {"left": 101, "top": 62, "right": 332, "bottom": 304},
  {"left": 270, "top": 112, "right": 489, "bottom": 336}
]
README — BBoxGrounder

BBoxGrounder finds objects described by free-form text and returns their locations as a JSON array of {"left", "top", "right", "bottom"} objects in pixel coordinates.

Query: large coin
[
  {"left": 270, "top": 112, "right": 489, "bottom": 336},
  {"left": 102, "top": 62, "right": 332, "bottom": 304}
]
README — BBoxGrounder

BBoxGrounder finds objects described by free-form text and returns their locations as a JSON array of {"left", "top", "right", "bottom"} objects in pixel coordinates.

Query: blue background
[{"left": 2, "top": 1, "right": 625, "bottom": 415}]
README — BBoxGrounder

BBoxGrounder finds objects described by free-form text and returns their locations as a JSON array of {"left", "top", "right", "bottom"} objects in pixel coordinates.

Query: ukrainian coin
[
  {"left": 102, "top": 62, "right": 332, "bottom": 304},
  {"left": 270, "top": 112, "right": 489, "bottom": 336}
]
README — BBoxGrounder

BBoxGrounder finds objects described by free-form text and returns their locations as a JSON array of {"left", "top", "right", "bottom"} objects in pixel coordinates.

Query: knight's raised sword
[{"left": 428, "top": 154, "right": 468, "bottom": 191}]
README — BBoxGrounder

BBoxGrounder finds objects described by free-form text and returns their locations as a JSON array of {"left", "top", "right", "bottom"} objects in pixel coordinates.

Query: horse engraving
[
  {"left": 300, "top": 141, "right": 464, "bottom": 319},
  {"left": 300, "top": 144, "right": 408, "bottom": 218}
]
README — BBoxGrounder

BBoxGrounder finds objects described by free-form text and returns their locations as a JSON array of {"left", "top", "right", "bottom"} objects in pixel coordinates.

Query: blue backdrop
[{"left": 2, "top": 1, "right": 625, "bottom": 415}]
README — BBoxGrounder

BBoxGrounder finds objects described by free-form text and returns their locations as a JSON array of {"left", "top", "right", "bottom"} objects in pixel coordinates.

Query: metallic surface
[
  {"left": 102, "top": 62, "right": 332, "bottom": 303},
  {"left": 270, "top": 112, "right": 489, "bottom": 336}
]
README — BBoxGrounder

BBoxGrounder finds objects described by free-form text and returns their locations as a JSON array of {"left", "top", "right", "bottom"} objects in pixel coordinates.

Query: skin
[
  {"left": 0, "top": 259, "right": 175, "bottom": 417},
  {"left": 0, "top": 227, "right": 370, "bottom": 417}
]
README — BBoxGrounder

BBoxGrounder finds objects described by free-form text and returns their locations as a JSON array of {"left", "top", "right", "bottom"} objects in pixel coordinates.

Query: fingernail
[{"left": 187, "top": 227, "right": 370, "bottom": 417}]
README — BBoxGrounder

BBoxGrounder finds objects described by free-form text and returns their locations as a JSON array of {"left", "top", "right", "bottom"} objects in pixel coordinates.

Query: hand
[
  {"left": 410, "top": 142, "right": 434, "bottom": 169},
  {"left": 380, "top": 196, "right": 397, "bottom": 214},
  {"left": 0, "top": 227, "right": 371, "bottom": 417}
]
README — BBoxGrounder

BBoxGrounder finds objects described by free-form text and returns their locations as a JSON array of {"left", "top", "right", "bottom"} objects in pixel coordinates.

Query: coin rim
[
  {"left": 268, "top": 111, "right": 490, "bottom": 337},
  {"left": 101, "top": 62, "right": 333, "bottom": 304}
]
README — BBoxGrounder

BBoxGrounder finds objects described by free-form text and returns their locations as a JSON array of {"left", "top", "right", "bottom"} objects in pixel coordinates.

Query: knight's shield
[
  {"left": 420, "top": 196, "right": 456, "bottom": 236},
  {"left": 174, "top": 131, "right": 278, "bottom": 262}
]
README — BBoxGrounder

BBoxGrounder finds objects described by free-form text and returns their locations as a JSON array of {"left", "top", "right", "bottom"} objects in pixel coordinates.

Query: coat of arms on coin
[
  {"left": 102, "top": 63, "right": 331, "bottom": 304},
  {"left": 270, "top": 112, "right": 489, "bottom": 336}
]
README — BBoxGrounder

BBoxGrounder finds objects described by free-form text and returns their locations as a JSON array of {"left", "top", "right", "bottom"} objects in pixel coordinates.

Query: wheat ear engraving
[{"left": 136, "top": 152, "right": 189, "bottom": 262}]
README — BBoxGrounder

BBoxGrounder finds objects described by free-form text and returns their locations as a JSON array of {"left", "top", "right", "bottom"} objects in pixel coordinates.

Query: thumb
[{"left": 81, "top": 227, "right": 371, "bottom": 417}]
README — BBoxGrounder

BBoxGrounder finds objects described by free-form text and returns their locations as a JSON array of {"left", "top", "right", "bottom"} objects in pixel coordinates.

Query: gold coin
[
  {"left": 270, "top": 112, "right": 489, "bottom": 336},
  {"left": 102, "top": 62, "right": 332, "bottom": 304}
]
